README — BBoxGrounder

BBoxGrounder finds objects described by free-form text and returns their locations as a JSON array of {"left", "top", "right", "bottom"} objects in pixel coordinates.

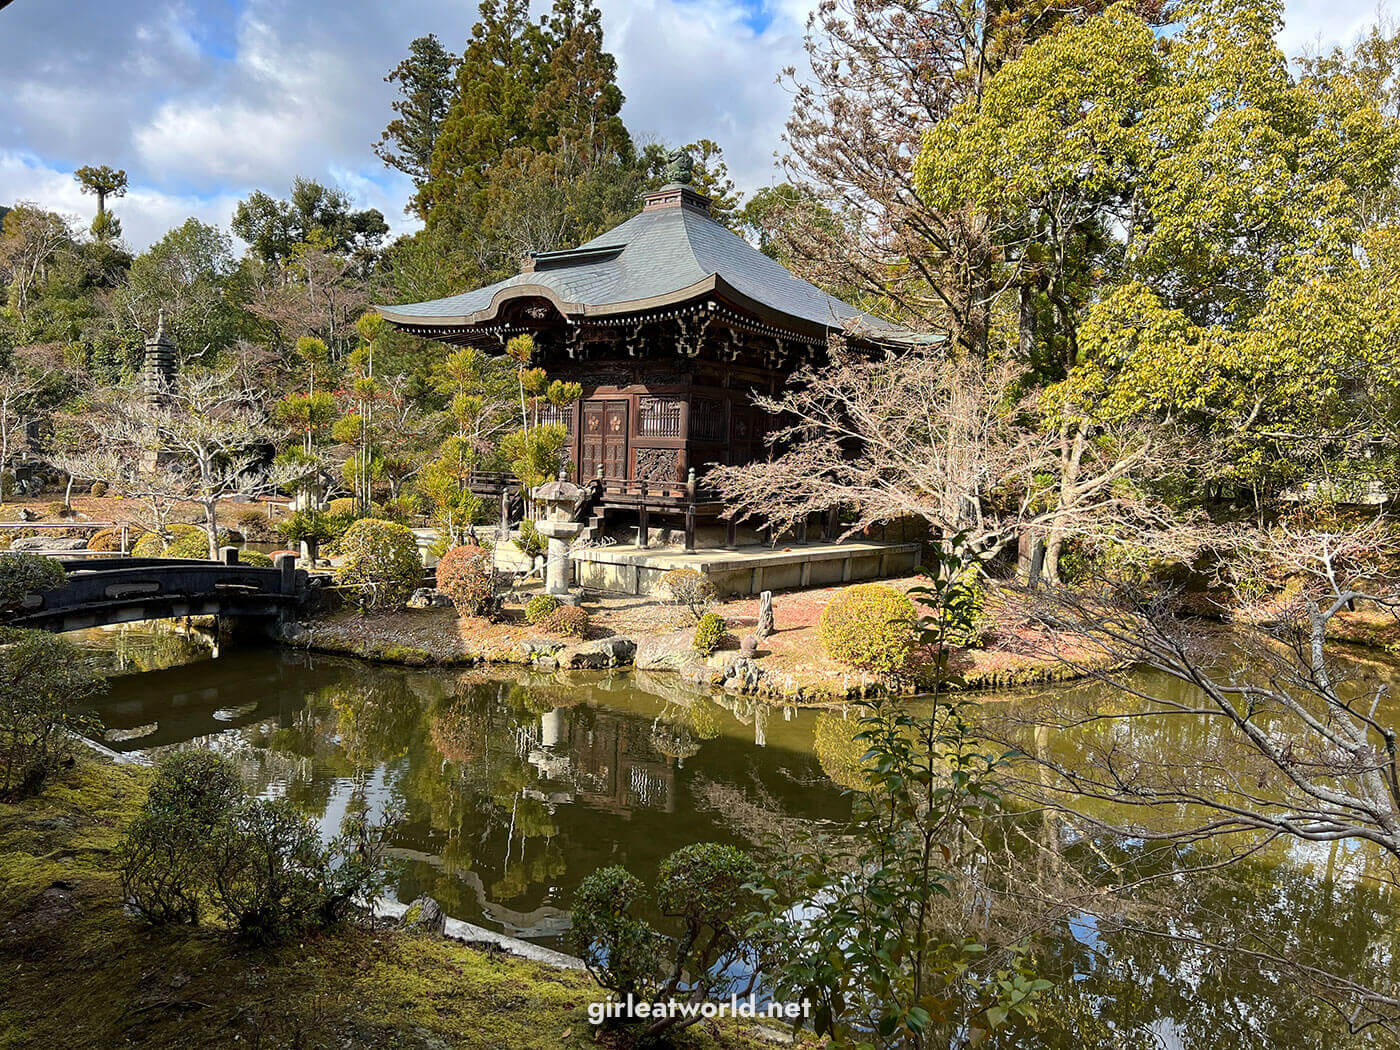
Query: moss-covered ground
[{"left": 0, "top": 755, "right": 781, "bottom": 1050}]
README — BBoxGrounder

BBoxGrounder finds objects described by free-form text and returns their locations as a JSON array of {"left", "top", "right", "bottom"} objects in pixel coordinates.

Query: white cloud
[{"left": 0, "top": 0, "right": 1389, "bottom": 251}]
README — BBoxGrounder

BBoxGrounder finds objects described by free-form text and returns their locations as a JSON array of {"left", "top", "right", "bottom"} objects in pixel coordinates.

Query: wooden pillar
[
  {"left": 637, "top": 481, "right": 650, "bottom": 549},
  {"left": 725, "top": 519, "right": 737, "bottom": 549},
  {"left": 796, "top": 517, "right": 807, "bottom": 544},
  {"left": 824, "top": 507, "right": 839, "bottom": 542},
  {"left": 685, "top": 504, "right": 697, "bottom": 553}
]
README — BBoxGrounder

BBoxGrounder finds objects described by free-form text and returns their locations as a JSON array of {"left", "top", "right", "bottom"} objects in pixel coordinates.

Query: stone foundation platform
[{"left": 571, "top": 540, "right": 922, "bottom": 597}]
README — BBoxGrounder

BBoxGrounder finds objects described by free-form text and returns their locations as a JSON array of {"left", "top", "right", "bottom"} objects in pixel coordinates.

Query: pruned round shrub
[
  {"left": 164, "top": 525, "right": 215, "bottom": 560},
  {"left": 46, "top": 500, "right": 74, "bottom": 519},
  {"left": 0, "top": 553, "right": 66, "bottom": 608},
  {"left": 572, "top": 866, "right": 665, "bottom": 998},
  {"left": 86, "top": 527, "right": 121, "bottom": 551},
  {"left": 238, "top": 549, "right": 273, "bottom": 567},
  {"left": 524, "top": 592, "right": 561, "bottom": 625},
  {"left": 436, "top": 543, "right": 500, "bottom": 618},
  {"left": 131, "top": 530, "right": 163, "bottom": 557},
  {"left": 540, "top": 604, "right": 589, "bottom": 638},
  {"left": 692, "top": 611, "right": 728, "bottom": 656},
  {"left": 818, "top": 583, "right": 917, "bottom": 673},
  {"left": 661, "top": 567, "right": 715, "bottom": 619},
  {"left": 89, "top": 480, "right": 108, "bottom": 497},
  {"left": 335, "top": 518, "right": 423, "bottom": 612}
]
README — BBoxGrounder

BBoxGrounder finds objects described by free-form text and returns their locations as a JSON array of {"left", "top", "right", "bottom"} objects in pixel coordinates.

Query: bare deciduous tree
[
  {"left": 709, "top": 345, "right": 1196, "bottom": 580},
  {"left": 53, "top": 372, "right": 274, "bottom": 558}
]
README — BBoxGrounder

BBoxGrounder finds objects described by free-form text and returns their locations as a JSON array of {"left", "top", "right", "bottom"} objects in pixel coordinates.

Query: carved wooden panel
[{"left": 635, "top": 447, "right": 679, "bottom": 483}]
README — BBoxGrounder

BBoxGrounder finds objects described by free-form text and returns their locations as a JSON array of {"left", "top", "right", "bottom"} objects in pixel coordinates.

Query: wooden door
[{"left": 581, "top": 400, "right": 629, "bottom": 480}]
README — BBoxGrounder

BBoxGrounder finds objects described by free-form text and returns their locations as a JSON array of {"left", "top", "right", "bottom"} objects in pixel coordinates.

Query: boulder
[
  {"left": 9, "top": 536, "right": 86, "bottom": 552},
  {"left": 400, "top": 895, "right": 447, "bottom": 936},
  {"left": 633, "top": 629, "right": 695, "bottom": 672},
  {"left": 407, "top": 587, "right": 453, "bottom": 610},
  {"left": 561, "top": 636, "right": 637, "bottom": 669},
  {"left": 519, "top": 637, "right": 564, "bottom": 659}
]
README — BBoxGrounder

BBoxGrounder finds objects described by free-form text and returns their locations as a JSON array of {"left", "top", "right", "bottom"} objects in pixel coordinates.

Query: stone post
[{"left": 756, "top": 590, "right": 774, "bottom": 639}]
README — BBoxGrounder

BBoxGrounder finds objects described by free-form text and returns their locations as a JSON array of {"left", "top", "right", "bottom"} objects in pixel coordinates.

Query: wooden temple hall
[{"left": 378, "top": 154, "right": 924, "bottom": 595}]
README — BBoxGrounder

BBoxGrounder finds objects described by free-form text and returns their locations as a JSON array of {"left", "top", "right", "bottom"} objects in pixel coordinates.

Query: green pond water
[{"left": 77, "top": 625, "right": 1400, "bottom": 1049}]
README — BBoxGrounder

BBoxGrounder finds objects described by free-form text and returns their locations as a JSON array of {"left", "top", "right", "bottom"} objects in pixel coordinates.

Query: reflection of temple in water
[{"left": 524, "top": 706, "right": 678, "bottom": 816}]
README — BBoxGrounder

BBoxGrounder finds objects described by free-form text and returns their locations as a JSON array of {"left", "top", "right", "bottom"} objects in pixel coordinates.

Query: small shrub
[
  {"left": 209, "top": 798, "right": 332, "bottom": 941},
  {"left": 89, "top": 481, "right": 108, "bottom": 497},
  {"left": 131, "top": 530, "right": 164, "bottom": 557},
  {"left": 514, "top": 519, "right": 545, "bottom": 561},
  {"left": 164, "top": 524, "right": 216, "bottom": 560},
  {"left": 335, "top": 518, "right": 423, "bottom": 612},
  {"left": 0, "top": 553, "right": 65, "bottom": 607},
  {"left": 46, "top": 500, "right": 73, "bottom": 519},
  {"left": 524, "top": 592, "right": 561, "bottom": 625},
  {"left": 661, "top": 567, "right": 716, "bottom": 620},
  {"left": 572, "top": 867, "right": 665, "bottom": 998},
  {"left": 0, "top": 628, "right": 103, "bottom": 798},
  {"left": 86, "top": 527, "right": 122, "bottom": 551},
  {"left": 540, "top": 604, "right": 589, "bottom": 638},
  {"left": 235, "top": 507, "right": 275, "bottom": 541},
  {"left": 818, "top": 583, "right": 917, "bottom": 674},
  {"left": 692, "top": 611, "right": 728, "bottom": 656},
  {"left": 117, "top": 752, "right": 245, "bottom": 925},
  {"left": 238, "top": 549, "right": 273, "bottom": 567},
  {"left": 572, "top": 843, "right": 761, "bottom": 1040},
  {"left": 277, "top": 509, "right": 347, "bottom": 548},
  {"left": 436, "top": 544, "right": 501, "bottom": 618}
]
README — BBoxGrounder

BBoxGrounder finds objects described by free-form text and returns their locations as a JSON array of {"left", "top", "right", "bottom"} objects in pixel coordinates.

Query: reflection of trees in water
[{"left": 983, "top": 827, "right": 1400, "bottom": 1048}]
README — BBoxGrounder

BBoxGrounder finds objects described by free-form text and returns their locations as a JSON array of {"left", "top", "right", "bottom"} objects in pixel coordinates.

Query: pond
[{"left": 77, "top": 625, "right": 1400, "bottom": 1049}]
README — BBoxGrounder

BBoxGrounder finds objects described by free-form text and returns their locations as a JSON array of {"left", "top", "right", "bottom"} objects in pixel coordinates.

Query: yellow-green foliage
[
  {"left": 131, "top": 531, "right": 164, "bottom": 557},
  {"left": 163, "top": 525, "right": 213, "bottom": 560},
  {"left": 819, "top": 584, "right": 917, "bottom": 673},
  {"left": 335, "top": 518, "right": 423, "bottom": 611},
  {"left": 86, "top": 527, "right": 121, "bottom": 552},
  {"left": 89, "top": 481, "right": 108, "bottom": 497},
  {"left": 812, "top": 712, "right": 873, "bottom": 792},
  {"left": 327, "top": 497, "right": 384, "bottom": 519},
  {"left": 524, "top": 593, "right": 561, "bottom": 625},
  {"left": 238, "top": 549, "right": 274, "bottom": 567},
  {"left": 692, "top": 611, "right": 728, "bottom": 656}
]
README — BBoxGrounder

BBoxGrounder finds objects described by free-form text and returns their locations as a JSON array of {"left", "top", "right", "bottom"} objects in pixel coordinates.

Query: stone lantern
[{"left": 531, "top": 470, "right": 586, "bottom": 602}]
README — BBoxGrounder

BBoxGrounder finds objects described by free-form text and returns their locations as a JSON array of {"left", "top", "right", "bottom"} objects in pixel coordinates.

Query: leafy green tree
[
  {"left": 232, "top": 178, "right": 389, "bottom": 268},
  {"left": 117, "top": 218, "right": 249, "bottom": 366},
  {"left": 375, "top": 34, "right": 460, "bottom": 195},
  {"left": 0, "top": 627, "right": 103, "bottom": 799}
]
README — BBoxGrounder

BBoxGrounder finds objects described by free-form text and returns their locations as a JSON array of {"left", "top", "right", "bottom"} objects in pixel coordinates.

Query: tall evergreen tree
[
  {"left": 73, "top": 165, "right": 128, "bottom": 242},
  {"left": 375, "top": 34, "right": 460, "bottom": 202}
]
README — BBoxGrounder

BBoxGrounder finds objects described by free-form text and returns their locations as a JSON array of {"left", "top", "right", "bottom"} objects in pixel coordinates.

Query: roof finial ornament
[{"left": 664, "top": 147, "right": 694, "bottom": 186}]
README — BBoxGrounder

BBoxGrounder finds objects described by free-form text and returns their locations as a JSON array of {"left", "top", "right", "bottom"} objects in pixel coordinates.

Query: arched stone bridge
[{"left": 4, "top": 553, "right": 309, "bottom": 633}]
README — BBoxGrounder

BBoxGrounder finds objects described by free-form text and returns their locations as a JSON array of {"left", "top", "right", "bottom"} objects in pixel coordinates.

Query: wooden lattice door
[{"left": 581, "top": 401, "right": 629, "bottom": 480}]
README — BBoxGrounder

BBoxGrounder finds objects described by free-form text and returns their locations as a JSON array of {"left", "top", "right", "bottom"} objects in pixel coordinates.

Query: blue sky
[{"left": 0, "top": 0, "right": 1383, "bottom": 250}]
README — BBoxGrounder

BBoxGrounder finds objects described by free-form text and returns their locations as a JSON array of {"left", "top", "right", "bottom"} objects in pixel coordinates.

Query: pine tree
[
  {"left": 375, "top": 34, "right": 460, "bottom": 199},
  {"left": 73, "top": 165, "right": 128, "bottom": 242}
]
